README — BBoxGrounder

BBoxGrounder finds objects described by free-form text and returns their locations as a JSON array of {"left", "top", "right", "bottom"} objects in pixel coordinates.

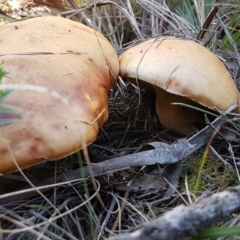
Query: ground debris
[{"left": 108, "top": 186, "right": 240, "bottom": 240}]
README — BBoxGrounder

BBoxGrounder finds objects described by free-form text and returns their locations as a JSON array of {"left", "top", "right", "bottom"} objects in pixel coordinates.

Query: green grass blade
[{"left": 196, "top": 226, "right": 240, "bottom": 239}]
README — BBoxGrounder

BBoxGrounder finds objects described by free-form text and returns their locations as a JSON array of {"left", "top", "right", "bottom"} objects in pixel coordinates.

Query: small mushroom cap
[
  {"left": 119, "top": 37, "right": 240, "bottom": 134},
  {"left": 0, "top": 16, "right": 119, "bottom": 173},
  {"left": 120, "top": 37, "right": 240, "bottom": 110}
]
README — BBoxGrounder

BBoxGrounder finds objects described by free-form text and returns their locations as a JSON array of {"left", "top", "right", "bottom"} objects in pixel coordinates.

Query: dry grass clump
[{"left": 0, "top": 0, "right": 240, "bottom": 239}]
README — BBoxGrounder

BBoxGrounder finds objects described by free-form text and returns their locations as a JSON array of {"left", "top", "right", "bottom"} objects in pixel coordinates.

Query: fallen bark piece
[
  {"left": 81, "top": 104, "right": 237, "bottom": 175},
  {"left": 108, "top": 185, "right": 240, "bottom": 240}
]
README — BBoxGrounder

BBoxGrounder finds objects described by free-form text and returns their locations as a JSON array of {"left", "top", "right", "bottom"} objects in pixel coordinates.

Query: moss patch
[{"left": 181, "top": 155, "right": 239, "bottom": 195}]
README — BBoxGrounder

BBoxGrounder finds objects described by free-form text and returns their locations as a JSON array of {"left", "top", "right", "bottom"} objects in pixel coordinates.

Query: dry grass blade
[
  {"left": 0, "top": 178, "right": 100, "bottom": 239},
  {"left": 33, "top": 0, "right": 67, "bottom": 10},
  {"left": 137, "top": 0, "right": 195, "bottom": 36},
  {"left": 0, "top": 1, "right": 240, "bottom": 240}
]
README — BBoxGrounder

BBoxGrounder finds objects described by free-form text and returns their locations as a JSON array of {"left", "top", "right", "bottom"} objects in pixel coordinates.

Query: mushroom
[
  {"left": 119, "top": 37, "right": 240, "bottom": 135},
  {"left": 0, "top": 16, "right": 119, "bottom": 174}
]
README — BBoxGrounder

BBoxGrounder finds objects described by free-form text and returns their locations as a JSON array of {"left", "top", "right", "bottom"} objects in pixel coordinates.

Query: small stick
[{"left": 108, "top": 185, "right": 240, "bottom": 240}]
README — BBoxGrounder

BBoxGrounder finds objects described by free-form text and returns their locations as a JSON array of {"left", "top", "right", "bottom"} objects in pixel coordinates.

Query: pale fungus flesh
[
  {"left": 119, "top": 37, "right": 240, "bottom": 135},
  {"left": 0, "top": 16, "right": 119, "bottom": 174}
]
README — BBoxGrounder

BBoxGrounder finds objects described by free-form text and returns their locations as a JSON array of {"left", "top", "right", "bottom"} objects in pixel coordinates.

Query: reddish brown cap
[{"left": 0, "top": 16, "right": 119, "bottom": 173}]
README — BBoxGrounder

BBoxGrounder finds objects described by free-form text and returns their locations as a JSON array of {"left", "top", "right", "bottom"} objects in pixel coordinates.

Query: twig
[
  {"left": 216, "top": 14, "right": 240, "bottom": 67},
  {"left": 107, "top": 185, "right": 240, "bottom": 240},
  {"left": 197, "top": 6, "right": 219, "bottom": 40},
  {"left": 164, "top": 162, "right": 182, "bottom": 198}
]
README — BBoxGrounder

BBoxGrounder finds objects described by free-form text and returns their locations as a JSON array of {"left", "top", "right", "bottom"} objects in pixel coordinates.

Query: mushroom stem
[{"left": 155, "top": 87, "right": 206, "bottom": 134}]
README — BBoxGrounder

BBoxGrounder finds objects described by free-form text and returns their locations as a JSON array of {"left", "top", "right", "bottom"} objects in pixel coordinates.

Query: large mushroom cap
[
  {"left": 119, "top": 37, "right": 240, "bottom": 134},
  {"left": 0, "top": 16, "right": 119, "bottom": 174}
]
